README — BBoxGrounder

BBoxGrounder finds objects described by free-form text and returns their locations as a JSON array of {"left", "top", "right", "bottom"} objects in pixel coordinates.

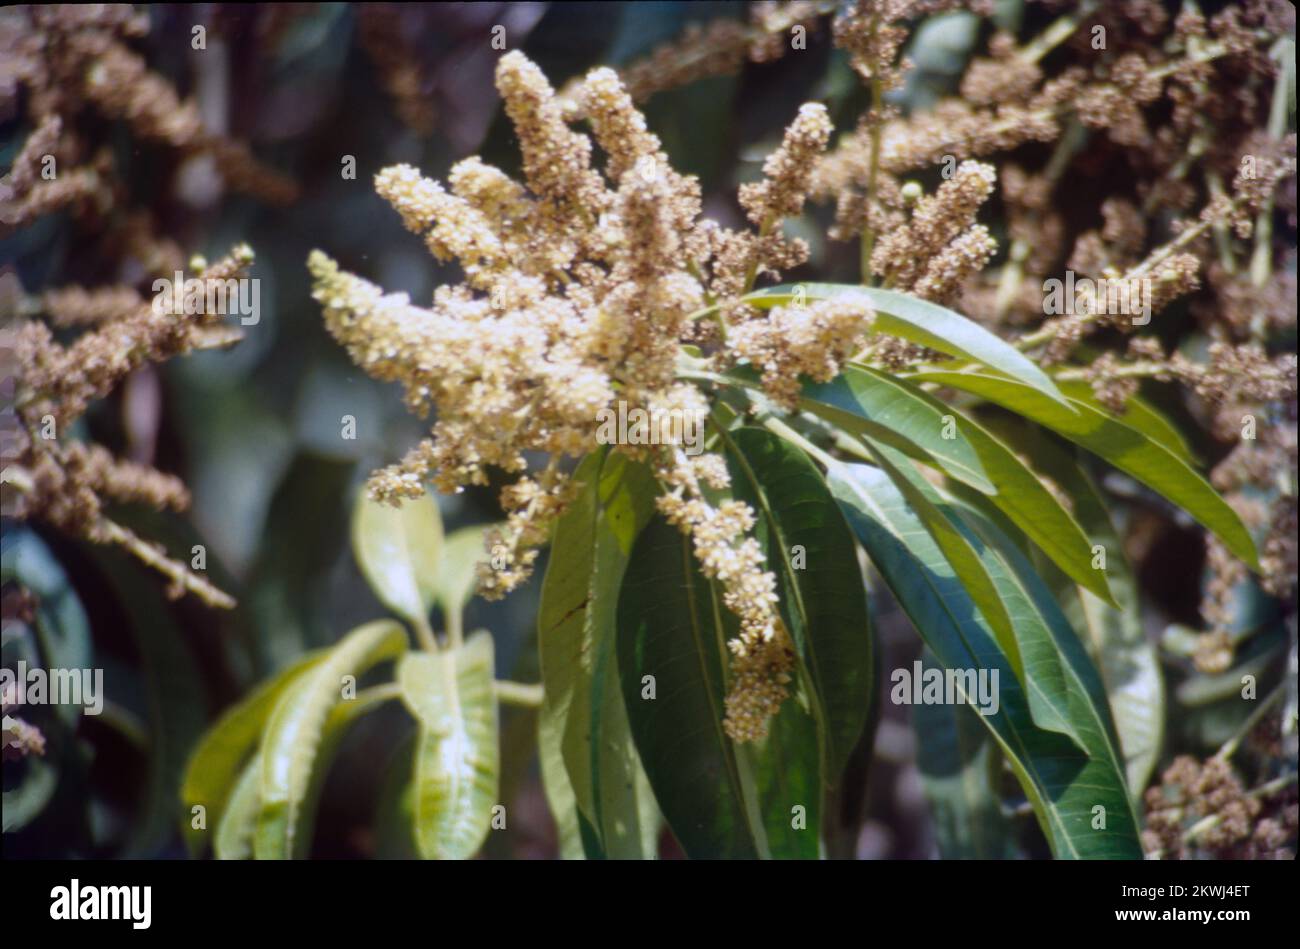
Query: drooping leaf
[
  {"left": 867, "top": 441, "right": 1082, "bottom": 745},
  {"left": 830, "top": 462, "right": 1141, "bottom": 858},
  {"left": 855, "top": 436, "right": 1022, "bottom": 684},
  {"left": 743, "top": 283, "right": 1069, "bottom": 405},
  {"left": 974, "top": 415, "right": 1164, "bottom": 798},
  {"left": 537, "top": 450, "right": 661, "bottom": 858},
  {"left": 181, "top": 651, "right": 326, "bottom": 856},
  {"left": 254, "top": 620, "right": 407, "bottom": 858},
  {"left": 218, "top": 680, "right": 399, "bottom": 861},
  {"left": 905, "top": 366, "right": 1259, "bottom": 569},
  {"left": 213, "top": 754, "right": 262, "bottom": 860},
  {"left": 538, "top": 709, "right": 586, "bottom": 859},
  {"left": 351, "top": 489, "right": 444, "bottom": 627},
  {"left": 801, "top": 367, "right": 996, "bottom": 492},
  {"left": 1055, "top": 379, "right": 1196, "bottom": 463},
  {"left": 717, "top": 426, "right": 874, "bottom": 780},
  {"left": 913, "top": 650, "right": 1016, "bottom": 859},
  {"left": 802, "top": 366, "right": 1114, "bottom": 605},
  {"left": 752, "top": 695, "right": 822, "bottom": 859},
  {"left": 617, "top": 515, "right": 770, "bottom": 859},
  {"left": 398, "top": 631, "right": 500, "bottom": 860}
]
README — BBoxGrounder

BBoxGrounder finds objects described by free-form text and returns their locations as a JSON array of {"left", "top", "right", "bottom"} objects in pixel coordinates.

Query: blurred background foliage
[{"left": 2, "top": 1, "right": 1294, "bottom": 858}]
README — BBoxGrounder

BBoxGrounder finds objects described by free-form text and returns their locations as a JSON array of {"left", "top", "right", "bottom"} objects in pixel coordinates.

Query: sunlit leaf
[
  {"left": 537, "top": 450, "right": 661, "bottom": 858},
  {"left": 181, "top": 651, "right": 325, "bottom": 856},
  {"left": 254, "top": 620, "right": 407, "bottom": 858},
  {"left": 351, "top": 489, "right": 444, "bottom": 627},
  {"left": 905, "top": 366, "right": 1259, "bottom": 569},
  {"left": 744, "top": 283, "right": 1069, "bottom": 405},
  {"left": 399, "top": 632, "right": 499, "bottom": 860}
]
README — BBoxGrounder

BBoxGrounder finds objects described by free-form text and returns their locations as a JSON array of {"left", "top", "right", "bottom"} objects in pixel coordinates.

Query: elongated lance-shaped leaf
[
  {"left": 218, "top": 682, "right": 400, "bottom": 861},
  {"left": 743, "top": 283, "right": 1069, "bottom": 406},
  {"left": 830, "top": 463, "right": 1141, "bottom": 858},
  {"left": 717, "top": 427, "right": 875, "bottom": 780},
  {"left": 538, "top": 715, "right": 586, "bottom": 859},
  {"left": 1055, "top": 379, "right": 1196, "bottom": 463},
  {"left": 802, "top": 366, "right": 1115, "bottom": 605},
  {"left": 855, "top": 437, "right": 1023, "bottom": 684},
  {"left": 617, "top": 516, "right": 771, "bottom": 859},
  {"left": 537, "top": 450, "right": 661, "bottom": 858},
  {"left": 752, "top": 695, "right": 822, "bottom": 858},
  {"left": 214, "top": 754, "right": 263, "bottom": 859},
  {"left": 870, "top": 442, "right": 1083, "bottom": 747},
  {"left": 351, "top": 489, "right": 444, "bottom": 627},
  {"left": 181, "top": 651, "right": 326, "bottom": 856},
  {"left": 904, "top": 366, "right": 1260, "bottom": 569},
  {"left": 972, "top": 414, "right": 1164, "bottom": 798},
  {"left": 399, "top": 631, "right": 499, "bottom": 860},
  {"left": 913, "top": 650, "right": 1017, "bottom": 859},
  {"left": 537, "top": 457, "right": 603, "bottom": 859},
  {"left": 254, "top": 620, "right": 407, "bottom": 858}
]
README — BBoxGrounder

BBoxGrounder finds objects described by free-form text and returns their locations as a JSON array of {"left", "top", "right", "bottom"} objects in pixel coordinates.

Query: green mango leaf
[
  {"left": 752, "top": 696, "right": 822, "bottom": 859},
  {"left": 716, "top": 427, "right": 874, "bottom": 779},
  {"left": 254, "top": 620, "right": 407, "bottom": 858},
  {"left": 870, "top": 441, "right": 1085, "bottom": 745},
  {"left": 975, "top": 415, "right": 1164, "bottom": 798},
  {"left": 803, "top": 366, "right": 1114, "bottom": 605},
  {"left": 181, "top": 651, "right": 326, "bottom": 856},
  {"left": 351, "top": 489, "right": 445, "bottom": 627},
  {"left": 743, "top": 283, "right": 1069, "bottom": 406},
  {"left": 538, "top": 712, "right": 586, "bottom": 858},
  {"left": 913, "top": 650, "right": 1016, "bottom": 859},
  {"left": 536, "top": 454, "right": 604, "bottom": 861},
  {"left": 617, "top": 515, "right": 771, "bottom": 859},
  {"left": 217, "top": 681, "right": 399, "bottom": 861},
  {"left": 213, "top": 754, "right": 262, "bottom": 859},
  {"left": 1055, "top": 379, "right": 1196, "bottom": 463},
  {"left": 905, "top": 366, "right": 1259, "bottom": 569},
  {"left": 855, "top": 437, "right": 1023, "bottom": 684},
  {"left": 801, "top": 367, "right": 996, "bottom": 493},
  {"left": 830, "top": 462, "right": 1142, "bottom": 858},
  {"left": 398, "top": 631, "right": 500, "bottom": 860},
  {"left": 437, "top": 525, "right": 492, "bottom": 614},
  {"left": 537, "top": 450, "right": 661, "bottom": 858}
]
